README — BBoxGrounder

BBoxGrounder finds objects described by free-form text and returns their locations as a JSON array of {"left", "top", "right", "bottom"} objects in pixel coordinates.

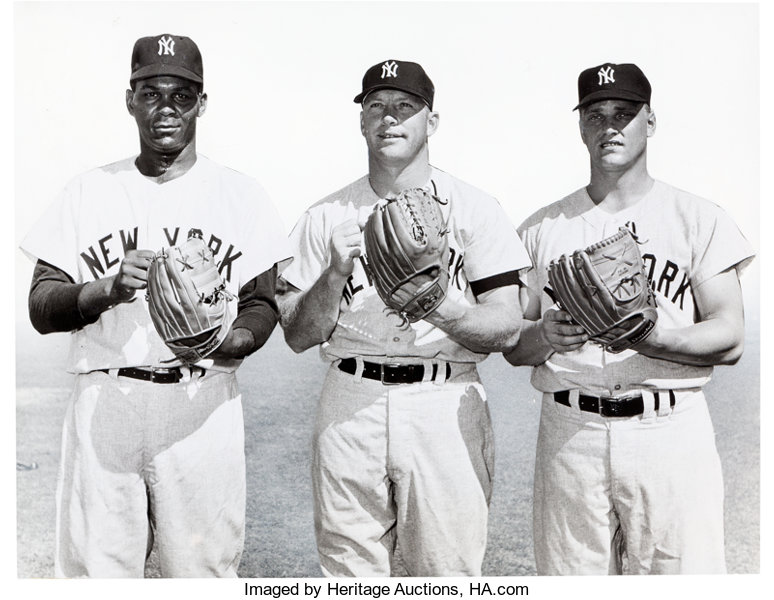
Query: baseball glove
[
  {"left": 146, "top": 230, "right": 233, "bottom": 364},
  {"left": 363, "top": 188, "right": 450, "bottom": 323},
  {"left": 547, "top": 227, "right": 657, "bottom": 353}
]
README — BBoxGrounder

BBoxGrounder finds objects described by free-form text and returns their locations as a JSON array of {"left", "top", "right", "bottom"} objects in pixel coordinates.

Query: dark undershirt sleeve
[
  {"left": 468, "top": 270, "right": 522, "bottom": 298},
  {"left": 231, "top": 264, "right": 280, "bottom": 355},
  {"left": 29, "top": 258, "right": 281, "bottom": 355},
  {"left": 28, "top": 260, "right": 97, "bottom": 334}
]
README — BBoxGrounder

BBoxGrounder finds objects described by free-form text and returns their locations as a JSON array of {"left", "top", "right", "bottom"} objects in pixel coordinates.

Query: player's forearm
[
  {"left": 634, "top": 318, "right": 744, "bottom": 366},
  {"left": 503, "top": 318, "right": 555, "bottom": 366},
  {"left": 221, "top": 267, "right": 281, "bottom": 357},
  {"left": 425, "top": 296, "right": 523, "bottom": 354},
  {"left": 28, "top": 260, "right": 112, "bottom": 333},
  {"left": 29, "top": 278, "right": 93, "bottom": 333},
  {"left": 76, "top": 275, "right": 132, "bottom": 319},
  {"left": 277, "top": 269, "right": 349, "bottom": 353}
]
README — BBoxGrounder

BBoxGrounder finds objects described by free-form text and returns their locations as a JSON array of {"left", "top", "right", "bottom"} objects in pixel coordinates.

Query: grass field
[{"left": 16, "top": 322, "right": 760, "bottom": 577}]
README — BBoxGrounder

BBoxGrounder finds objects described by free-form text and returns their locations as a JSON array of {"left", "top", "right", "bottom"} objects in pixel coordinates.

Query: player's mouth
[
  {"left": 153, "top": 123, "right": 180, "bottom": 133},
  {"left": 601, "top": 140, "right": 623, "bottom": 148},
  {"left": 379, "top": 131, "right": 404, "bottom": 139}
]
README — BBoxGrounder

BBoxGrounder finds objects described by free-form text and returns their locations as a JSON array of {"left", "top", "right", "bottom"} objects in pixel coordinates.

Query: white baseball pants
[
  {"left": 55, "top": 369, "right": 246, "bottom": 577},
  {"left": 533, "top": 389, "right": 726, "bottom": 575},
  {"left": 312, "top": 361, "right": 494, "bottom": 576}
]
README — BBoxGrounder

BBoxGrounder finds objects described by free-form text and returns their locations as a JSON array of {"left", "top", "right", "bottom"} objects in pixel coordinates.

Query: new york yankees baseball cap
[
  {"left": 130, "top": 34, "right": 203, "bottom": 84},
  {"left": 574, "top": 63, "right": 651, "bottom": 110},
  {"left": 354, "top": 60, "right": 435, "bottom": 109}
]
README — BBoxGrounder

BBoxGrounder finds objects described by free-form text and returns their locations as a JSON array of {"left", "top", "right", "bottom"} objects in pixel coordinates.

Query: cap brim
[
  {"left": 573, "top": 89, "right": 649, "bottom": 110},
  {"left": 130, "top": 64, "right": 203, "bottom": 84},
  {"left": 354, "top": 84, "right": 431, "bottom": 108}
]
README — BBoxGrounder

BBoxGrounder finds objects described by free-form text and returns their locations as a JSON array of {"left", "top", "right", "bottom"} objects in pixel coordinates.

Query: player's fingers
[
  {"left": 557, "top": 333, "right": 589, "bottom": 346},
  {"left": 122, "top": 274, "right": 148, "bottom": 289},
  {"left": 122, "top": 264, "right": 152, "bottom": 285},
  {"left": 123, "top": 253, "right": 155, "bottom": 272},
  {"left": 543, "top": 314, "right": 583, "bottom": 335},
  {"left": 558, "top": 322, "right": 588, "bottom": 336},
  {"left": 341, "top": 231, "right": 363, "bottom": 246},
  {"left": 551, "top": 309, "right": 576, "bottom": 323}
]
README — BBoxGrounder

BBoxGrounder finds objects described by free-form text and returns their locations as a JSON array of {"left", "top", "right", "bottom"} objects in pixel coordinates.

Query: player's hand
[
  {"left": 109, "top": 249, "right": 156, "bottom": 304},
  {"left": 210, "top": 326, "right": 255, "bottom": 359},
  {"left": 328, "top": 219, "right": 363, "bottom": 278},
  {"left": 540, "top": 308, "right": 589, "bottom": 353}
]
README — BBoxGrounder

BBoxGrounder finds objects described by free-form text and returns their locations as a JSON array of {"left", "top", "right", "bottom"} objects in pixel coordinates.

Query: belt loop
[
  {"left": 421, "top": 359, "right": 433, "bottom": 384},
  {"left": 569, "top": 389, "right": 580, "bottom": 409},
  {"left": 433, "top": 360, "right": 448, "bottom": 386},
  {"left": 657, "top": 390, "right": 673, "bottom": 416},
  {"left": 179, "top": 366, "right": 193, "bottom": 383},
  {"left": 641, "top": 390, "right": 657, "bottom": 419},
  {"left": 353, "top": 357, "right": 364, "bottom": 383}
]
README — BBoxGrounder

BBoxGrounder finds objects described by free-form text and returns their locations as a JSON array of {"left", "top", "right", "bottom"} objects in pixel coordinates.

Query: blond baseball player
[
  {"left": 505, "top": 62, "right": 754, "bottom": 574},
  {"left": 277, "top": 60, "right": 530, "bottom": 576},
  {"left": 21, "top": 34, "right": 291, "bottom": 577}
]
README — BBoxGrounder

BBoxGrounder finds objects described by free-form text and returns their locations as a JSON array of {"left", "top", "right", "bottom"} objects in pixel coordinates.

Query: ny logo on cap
[
  {"left": 598, "top": 66, "right": 615, "bottom": 85},
  {"left": 157, "top": 36, "right": 175, "bottom": 56},
  {"left": 381, "top": 60, "right": 398, "bottom": 79}
]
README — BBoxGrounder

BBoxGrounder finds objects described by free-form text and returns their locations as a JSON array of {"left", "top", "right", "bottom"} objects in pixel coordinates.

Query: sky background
[
  {"left": 13, "top": 1, "right": 761, "bottom": 327},
  {"left": 7, "top": 1, "right": 768, "bottom": 597}
]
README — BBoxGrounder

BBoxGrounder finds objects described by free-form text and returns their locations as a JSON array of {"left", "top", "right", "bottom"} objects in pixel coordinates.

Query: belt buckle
[
  {"left": 149, "top": 366, "right": 178, "bottom": 384},
  {"left": 380, "top": 363, "right": 404, "bottom": 385},
  {"left": 600, "top": 394, "right": 639, "bottom": 417}
]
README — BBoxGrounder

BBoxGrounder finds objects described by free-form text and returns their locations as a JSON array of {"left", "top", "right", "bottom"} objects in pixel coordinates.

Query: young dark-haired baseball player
[
  {"left": 21, "top": 34, "right": 291, "bottom": 577},
  {"left": 277, "top": 60, "right": 529, "bottom": 576},
  {"left": 505, "top": 62, "right": 754, "bottom": 574}
]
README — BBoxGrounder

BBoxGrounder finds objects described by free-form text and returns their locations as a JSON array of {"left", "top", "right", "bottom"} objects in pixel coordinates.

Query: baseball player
[
  {"left": 277, "top": 60, "right": 530, "bottom": 576},
  {"left": 504, "top": 62, "right": 754, "bottom": 574},
  {"left": 21, "top": 34, "right": 291, "bottom": 577}
]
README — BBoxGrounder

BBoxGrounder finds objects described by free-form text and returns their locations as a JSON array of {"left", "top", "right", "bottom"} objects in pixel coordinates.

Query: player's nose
[{"left": 157, "top": 102, "right": 176, "bottom": 115}]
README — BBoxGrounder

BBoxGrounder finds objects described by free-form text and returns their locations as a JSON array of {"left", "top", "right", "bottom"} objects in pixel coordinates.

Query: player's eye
[{"left": 398, "top": 102, "right": 414, "bottom": 110}]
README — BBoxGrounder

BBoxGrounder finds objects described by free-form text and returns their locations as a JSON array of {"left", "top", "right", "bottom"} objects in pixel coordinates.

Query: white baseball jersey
[
  {"left": 282, "top": 166, "right": 530, "bottom": 363},
  {"left": 519, "top": 180, "right": 754, "bottom": 395},
  {"left": 21, "top": 155, "right": 292, "bottom": 374}
]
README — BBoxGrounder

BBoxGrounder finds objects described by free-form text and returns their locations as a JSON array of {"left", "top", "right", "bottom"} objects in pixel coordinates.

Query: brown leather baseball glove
[
  {"left": 547, "top": 227, "right": 657, "bottom": 353},
  {"left": 363, "top": 188, "right": 450, "bottom": 323},
  {"left": 146, "top": 230, "right": 233, "bottom": 364}
]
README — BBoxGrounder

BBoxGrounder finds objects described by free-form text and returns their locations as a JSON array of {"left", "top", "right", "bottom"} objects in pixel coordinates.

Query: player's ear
[
  {"left": 197, "top": 93, "right": 208, "bottom": 117},
  {"left": 426, "top": 110, "right": 439, "bottom": 138},
  {"left": 360, "top": 111, "right": 366, "bottom": 137},
  {"left": 646, "top": 108, "right": 656, "bottom": 137},
  {"left": 126, "top": 89, "right": 135, "bottom": 116}
]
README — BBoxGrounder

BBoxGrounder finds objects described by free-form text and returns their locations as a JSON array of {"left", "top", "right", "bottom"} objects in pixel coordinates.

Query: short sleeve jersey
[
  {"left": 282, "top": 166, "right": 531, "bottom": 363},
  {"left": 518, "top": 180, "right": 755, "bottom": 394},
  {"left": 21, "top": 155, "right": 292, "bottom": 374}
]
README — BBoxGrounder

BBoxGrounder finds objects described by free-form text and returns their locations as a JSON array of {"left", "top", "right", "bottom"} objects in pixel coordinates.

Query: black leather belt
[
  {"left": 97, "top": 366, "right": 206, "bottom": 384},
  {"left": 338, "top": 358, "right": 451, "bottom": 385},
  {"left": 554, "top": 389, "right": 675, "bottom": 417}
]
